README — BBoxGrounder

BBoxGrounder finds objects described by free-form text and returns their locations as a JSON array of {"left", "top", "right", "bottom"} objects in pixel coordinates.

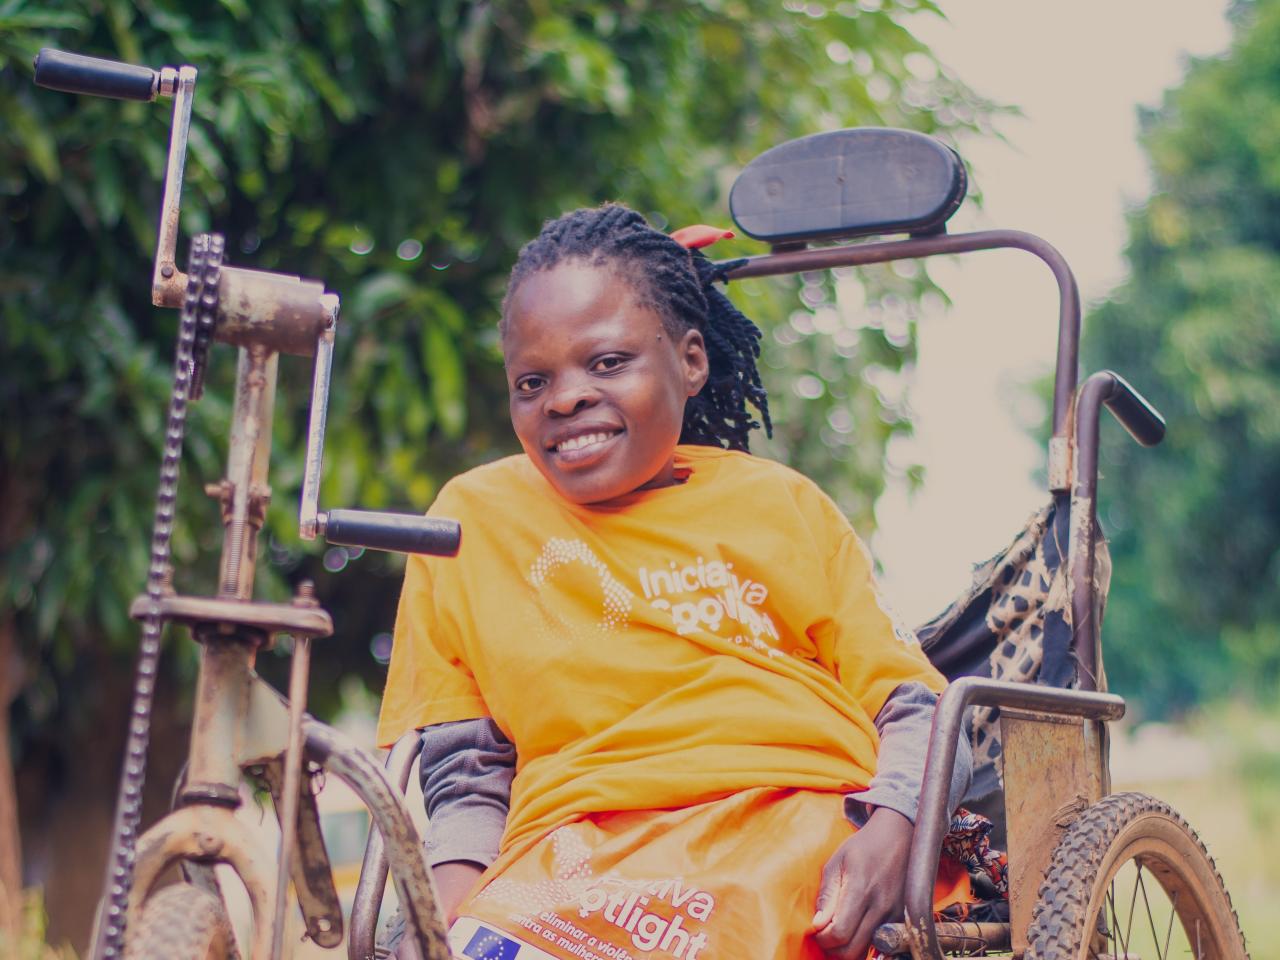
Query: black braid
[{"left": 502, "top": 203, "right": 771, "bottom": 452}]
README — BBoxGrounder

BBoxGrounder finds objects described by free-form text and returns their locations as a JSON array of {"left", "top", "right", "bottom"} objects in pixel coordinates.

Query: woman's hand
[{"left": 810, "top": 807, "right": 913, "bottom": 959}]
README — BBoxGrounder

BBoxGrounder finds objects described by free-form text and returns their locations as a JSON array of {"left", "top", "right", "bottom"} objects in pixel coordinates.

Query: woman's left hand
[{"left": 810, "top": 806, "right": 913, "bottom": 959}]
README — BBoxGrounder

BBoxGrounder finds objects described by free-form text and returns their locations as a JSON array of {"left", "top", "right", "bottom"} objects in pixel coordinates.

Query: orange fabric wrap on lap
[{"left": 448, "top": 789, "right": 972, "bottom": 960}]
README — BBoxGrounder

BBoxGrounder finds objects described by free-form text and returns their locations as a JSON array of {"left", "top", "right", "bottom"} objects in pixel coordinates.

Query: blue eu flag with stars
[{"left": 461, "top": 926, "right": 521, "bottom": 960}]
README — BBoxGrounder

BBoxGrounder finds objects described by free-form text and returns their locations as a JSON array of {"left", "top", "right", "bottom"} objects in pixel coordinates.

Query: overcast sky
[{"left": 874, "top": 0, "right": 1234, "bottom": 624}]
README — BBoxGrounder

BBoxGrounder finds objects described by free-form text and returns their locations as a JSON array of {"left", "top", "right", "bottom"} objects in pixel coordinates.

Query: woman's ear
[{"left": 679, "top": 328, "right": 710, "bottom": 397}]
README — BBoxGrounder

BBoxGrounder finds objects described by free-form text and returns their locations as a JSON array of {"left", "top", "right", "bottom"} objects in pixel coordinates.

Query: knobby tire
[
  {"left": 1025, "top": 791, "right": 1248, "bottom": 960},
  {"left": 123, "top": 882, "right": 237, "bottom": 960}
]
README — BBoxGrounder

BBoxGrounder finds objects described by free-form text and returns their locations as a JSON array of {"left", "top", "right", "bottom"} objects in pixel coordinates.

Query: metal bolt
[
  {"left": 161, "top": 263, "right": 175, "bottom": 278},
  {"left": 293, "top": 579, "right": 319, "bottom": 608}
]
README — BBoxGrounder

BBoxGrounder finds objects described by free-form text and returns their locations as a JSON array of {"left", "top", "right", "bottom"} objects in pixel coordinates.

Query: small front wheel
[
  {"left": 124, "top": 882, "right": 238, "bottom": 960},
  {"left": 1025, "top": 792, "right": 1248, "bottom": 960}
]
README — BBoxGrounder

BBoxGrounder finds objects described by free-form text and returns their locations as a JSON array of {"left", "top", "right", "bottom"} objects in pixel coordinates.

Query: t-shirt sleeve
[
  {"left": 819, "top": 503, "right": 946, "bottom": 721},
  {"left": 376, "top": 552, "right": 490, "bottom": 748}
]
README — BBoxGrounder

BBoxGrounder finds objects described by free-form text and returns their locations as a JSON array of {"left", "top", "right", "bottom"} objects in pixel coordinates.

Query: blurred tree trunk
[
  {"left": 1, "top": 461, "right": 26, "bottom": 938},
  {"left": 0, "top": 614, "right": 20, "bottom": 939}
]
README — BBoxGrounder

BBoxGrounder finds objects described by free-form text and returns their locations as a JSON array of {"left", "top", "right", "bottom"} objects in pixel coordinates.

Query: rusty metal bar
[
  {"left": 269, "top": 633, "right": 312, "bottom": 960},
  {"left": 255, "top": 757, "right": 344, "bottom": 948},
  {"left": 903, "top": 677, "right": 1125, "bottom": 960},
  {"left": 874, "top": 920, "right": 1010, "bottom": 956},
  {"left": 719, "top": 229, "right": 1082, "bottom": 472},
  {"left": 1069, "top": 371, "right": 1166, "bottom": 691},
  {"left": 300, "top": 322, "right": 336, "bottom": 541},
  {"left": 151, "top": 65, "right": 197, "bottom": 308},
  {"left": 218, "top": 346, "right": 277, "bottom": 599},
  {"left": 349, "top": 732, "right": 424, "bottom": 960},
  {"left": 304, "top": 721, "right": 452, "bottom": 960},
  {"left": 215, "top": 267, "right": 338, "bottom": 358},
  {"left": 183, "top": 631, "right": 258, "bottom": 806}
]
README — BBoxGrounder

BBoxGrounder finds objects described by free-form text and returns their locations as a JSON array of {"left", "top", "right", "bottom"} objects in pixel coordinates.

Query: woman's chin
[{"left": 538, "top": 463, "right": 655, "bottom": 505}]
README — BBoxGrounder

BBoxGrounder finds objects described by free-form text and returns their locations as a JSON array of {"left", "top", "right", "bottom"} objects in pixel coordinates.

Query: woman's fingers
[
  {"left": 812, "top": 843, "right": 870, "bottom": 955},
  {"left": 812, "top": 827, "right": 909, "bottom": 958},
  {"left": 811, "top": 845, "right": 846, "bottom": 931},
  {"left": 812, "top": 891, "right": 869, "bottom": 957}
]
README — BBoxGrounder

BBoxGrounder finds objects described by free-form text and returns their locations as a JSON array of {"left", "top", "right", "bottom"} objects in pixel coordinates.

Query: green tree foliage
[
  {"left": 1085, "top": 0, "right": 1280, "bottom": 713},
  {"left": 1, "top": 1, "right": 998, "bottom": 714},
  {"left": 1, "top": 0, "right": 996, "bottom": 937}
]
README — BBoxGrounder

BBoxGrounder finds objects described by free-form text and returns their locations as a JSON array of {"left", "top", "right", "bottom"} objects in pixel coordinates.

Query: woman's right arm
[{"left": 417, "top": 717, "right": 516, "bottom": 920}]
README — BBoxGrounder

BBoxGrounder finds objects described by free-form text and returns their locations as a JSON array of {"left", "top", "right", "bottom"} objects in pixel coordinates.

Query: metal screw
[
  {"left": 293, "top": 579, "right": 319, "bottom": 608},
  {"left": 161, "top": 263, "right": 175, "bottom": 278}
]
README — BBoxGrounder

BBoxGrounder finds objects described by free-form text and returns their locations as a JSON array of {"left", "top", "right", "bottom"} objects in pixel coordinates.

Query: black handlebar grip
[
  {"left": 33, "top": 48, "right": 157, "bottom": 102},
  {"left": 1104, "top": 372, "right": 1166, "bottom": 447},
  {"left": 324, "top": 509, "right": 461, "bottom": 557}
]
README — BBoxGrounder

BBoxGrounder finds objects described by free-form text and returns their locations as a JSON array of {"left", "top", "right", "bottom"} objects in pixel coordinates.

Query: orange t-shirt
[{"left": 377, "top": 445, "right": 944, "bottom": 856}]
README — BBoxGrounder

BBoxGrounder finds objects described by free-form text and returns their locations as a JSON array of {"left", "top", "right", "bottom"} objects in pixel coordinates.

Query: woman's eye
[{"left": 592, "top": 355, "right": 627, "bottom": 373}]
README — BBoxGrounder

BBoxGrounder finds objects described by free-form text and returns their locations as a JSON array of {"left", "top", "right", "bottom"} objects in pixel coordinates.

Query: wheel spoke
[
  {"left": 1123, "top": 861, "right": 1142, "bottom": 953},
  {"left": 1161, "top": 887, "right": 1178, "bottom": 960},
  {"left": 1135, "top": 865, "right": 1164, "bottom": 958}
]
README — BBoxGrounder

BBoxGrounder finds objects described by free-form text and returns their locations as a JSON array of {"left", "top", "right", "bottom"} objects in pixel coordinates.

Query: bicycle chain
[
  {"left": 95, "top": 233, "right": 224, "bottom": 960},
  {"left": 189, "top": 233, "right": 225, "bottom": 401}
]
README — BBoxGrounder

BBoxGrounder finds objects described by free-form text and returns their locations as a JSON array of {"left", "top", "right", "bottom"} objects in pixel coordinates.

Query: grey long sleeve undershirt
[{"left": 417, "top": 680, "right": 973, "bottom": 868}]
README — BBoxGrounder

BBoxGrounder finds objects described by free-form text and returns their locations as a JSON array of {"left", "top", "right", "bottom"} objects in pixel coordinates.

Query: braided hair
[{"left": 501, "top": 203, "right": 772, "bottom": 452}]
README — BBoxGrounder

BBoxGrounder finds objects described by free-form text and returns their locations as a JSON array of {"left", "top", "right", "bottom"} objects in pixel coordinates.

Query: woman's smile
[{"left": 548, "top": 427, "right": 624, "bottom": 464}]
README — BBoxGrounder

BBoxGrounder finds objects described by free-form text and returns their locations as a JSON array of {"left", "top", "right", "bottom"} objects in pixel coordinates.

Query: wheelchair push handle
[
  {"left": 34, "top": 48, "right": 165, "bottom": 102},
  {"left": 1098, "top": 371, "right": 1166, "bottom": 447},
  {"left": 322, "top": 509, "right": 461, "bottom": 557}
]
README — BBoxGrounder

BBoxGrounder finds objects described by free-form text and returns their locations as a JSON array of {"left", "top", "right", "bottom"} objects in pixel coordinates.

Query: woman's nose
[{"left": 544, "top": 376, "right": 599, "bottom": 417}]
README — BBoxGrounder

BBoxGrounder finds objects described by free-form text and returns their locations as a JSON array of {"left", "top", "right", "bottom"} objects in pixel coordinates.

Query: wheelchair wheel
[
  {"left": 1025, "top": 792, "right": 1248, "bottom": 960},
  {"left": 124, "top": 882, "right": 238, "bottom": 960}
]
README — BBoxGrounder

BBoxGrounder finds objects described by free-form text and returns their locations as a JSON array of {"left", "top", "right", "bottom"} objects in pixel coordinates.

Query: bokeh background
[{"left": 1, "top": 0, "right": 1277, "bottom": 955}]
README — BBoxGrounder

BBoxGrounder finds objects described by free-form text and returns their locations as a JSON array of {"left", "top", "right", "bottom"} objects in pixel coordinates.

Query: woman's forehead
[
  {"left": 503, "top": 262, "right": 663, "bottom": 347},
  {"left": 509, "top": 260, "right": 629, "bottom": 311}
]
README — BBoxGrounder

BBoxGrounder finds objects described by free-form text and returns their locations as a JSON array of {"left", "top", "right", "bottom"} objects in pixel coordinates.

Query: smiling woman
[
  {"left": 502, "top": 260, "right": 708, "bottom": 504},
  {"left": 377, "top": 203, "right": 978, "bottom": 960}
]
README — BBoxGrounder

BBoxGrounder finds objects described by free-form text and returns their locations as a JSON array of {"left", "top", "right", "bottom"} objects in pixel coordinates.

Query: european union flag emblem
[{"left": 461, "top": 926, "right": 520, "bottom": 960}]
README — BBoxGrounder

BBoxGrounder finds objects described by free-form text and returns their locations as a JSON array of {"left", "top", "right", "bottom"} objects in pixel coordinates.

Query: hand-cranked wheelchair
[
  {"left": 360, "top": 130, "right": 1250, "bottom": 960},
  {"left": 32, "top": 45, "right": 1248, "bottom": 960}
]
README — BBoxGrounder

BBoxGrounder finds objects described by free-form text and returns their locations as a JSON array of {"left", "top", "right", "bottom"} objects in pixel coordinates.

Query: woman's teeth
[{"left": 556, "top": 432, "right": 613, "bottom": 453}]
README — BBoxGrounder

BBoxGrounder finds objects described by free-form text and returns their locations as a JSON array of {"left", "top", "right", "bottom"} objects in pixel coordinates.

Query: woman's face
[{"left": 503, "top": 260, "right": 709, "bottom": 504}]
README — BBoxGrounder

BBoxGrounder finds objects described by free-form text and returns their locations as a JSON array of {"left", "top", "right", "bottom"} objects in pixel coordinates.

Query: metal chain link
[
  {"left": 94, "top": 232, "right": 224, "bottom": 960},
  {"left": 189, "top": 234, "right": 224, "bottom": 400}
]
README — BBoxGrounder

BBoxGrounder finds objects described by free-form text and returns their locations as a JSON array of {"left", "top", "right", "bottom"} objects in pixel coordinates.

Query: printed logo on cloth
[
  {"left": 638, "top": 556, "right": 786, "bottom": 659},
  {"left": 472, "top": 825, "right": 715, "bottom": 960},
  {"left": 527, "top": 538, "right": 792, "bottom": 662},
  {"left": 452, "top": 919, "right": 547, "bottom": 960},
  {"left": 529, "top": 539, "right": 634, "bottom": 632}
]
